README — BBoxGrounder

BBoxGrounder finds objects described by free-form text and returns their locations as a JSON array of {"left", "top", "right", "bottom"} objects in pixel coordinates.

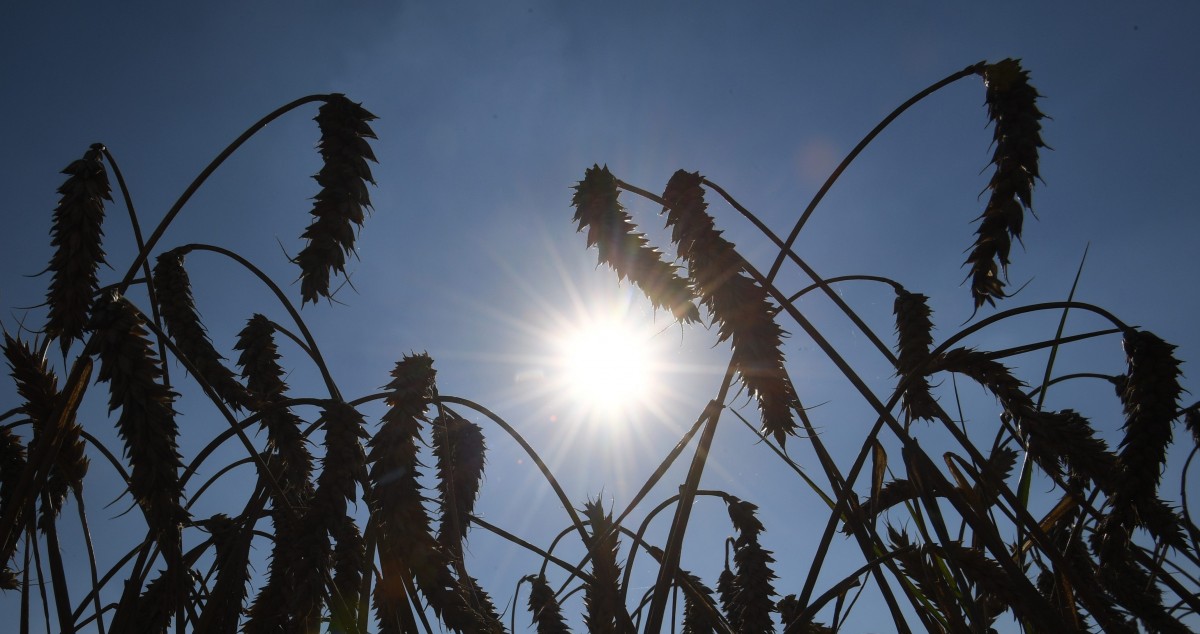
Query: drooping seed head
[
  {"left": 154, "top": 249, "right": 252, "bottom": 411},
  {"left": 1112, "top": 330, "right": 1183, "bottom": 533},
  {"left": 88, "top": 292, "right": 188, "bottom": 549},
  {"left": 661, "top": 170, "right": 799, "bottom": 445},
  {"left": 45, "top": 144, "right": 110, "bottom": 356},
  {"left": 523, "top": 573, "right": 571, "bottom": 634},
  {"left": 965, "top": 59, "right": 1046, "bottom": 309},
  {"left": 296, "top": 94, "right": 378, "bottom": 304},
  {"left": 433, "top": 412, "right": 487, "bottom": 560},
  {"left": 4, "top": 334, "right": 87, "bottom": 530},
  {"left": 893, "top": 290, "right": 938, "bottom": 423},
  {"left": 571, "top": 164, "right": 700, "bottom": 323}
]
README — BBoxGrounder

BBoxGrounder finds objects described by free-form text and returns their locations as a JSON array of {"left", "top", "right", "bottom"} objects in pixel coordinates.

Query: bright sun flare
[{"left": 558, "top": 321, "right": 654, "bottom": 416}]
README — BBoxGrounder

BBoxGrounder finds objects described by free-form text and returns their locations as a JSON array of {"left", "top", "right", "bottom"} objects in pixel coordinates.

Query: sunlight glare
[{"left": 558, "top": 320, "right": 655, "bottom": 417}]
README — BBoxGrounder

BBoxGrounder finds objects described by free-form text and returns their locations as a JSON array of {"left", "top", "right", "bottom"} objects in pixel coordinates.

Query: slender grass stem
[
  {"left": 436, "top": 395, "right": 587, "bottom": 543},
  {"left": 766, "top": 62, "right": 986, "bottom": 283},
  {"left": 115, "top": 95, "right": 330, "bottom": 295},
  {"left": 177, "top": 243, "right": 340, "bottom": 400}
]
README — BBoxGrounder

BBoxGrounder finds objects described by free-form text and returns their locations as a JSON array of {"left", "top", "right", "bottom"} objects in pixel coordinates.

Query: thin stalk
[
  {"left": 178, "top": 243, "right": 340, "bottom": 400},
  {"left": 787, "top": 274, "right": 903, "bottom": 303},
  {"left": 698, "top": 176, "right": 898, "bottom": 364},
  {"left": 136, "top": 309, "right": 291, "bottom": 509},
  {"left": 29, "top": 515, "right": 51, "bottom": 633},
  {"left": 436, "top": 395, "right": 587, "bottom": 543},
  {"left": 101, "top": 146, "right": 171, "bottom": 388},
  {"left": 786, "top": 547, "right": 912, "bottom": 632},
  {"left": 620, "top": 490, "right": 733, "bottom": 605},
  {"left": 1016, "top": 246, "right": 1089, "bottom": 559},
  {"left": 72, "top": 489, "right": 106, "bottom": 634},
  {"left": 40, "top": 493, "right": 74, "bottom": 634},
  {"left": 766, "top": 62, "right": 986, "bottom": 282},
  {"left": 729, "top": 407, "right": 836, "bottom": 509},
  {"left": 116, "top": 94, "right": 329, "bottom": 294},
  {"left": 469, "top": 514, "right": 592, "bottom": 582},
  {"left": 643, "top": 385, "right": 734, "bottom": 633}
]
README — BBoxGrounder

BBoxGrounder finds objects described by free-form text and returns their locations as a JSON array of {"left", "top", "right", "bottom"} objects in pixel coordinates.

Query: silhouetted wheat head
[
  {"left": 892, "top": 289, "right": 938, "bottom": 424},
  {"left": 661, "top": 170, "right": 799, "bottom": 446},
  {"left": 297, "top": 94, "right": 378, "bottom": 304},
  {"left": 571, "top": 164, "right": 700, "bottom": 323},
  {"left": 154, "top": 249, "right": 252, "bottom": 411},
  {"left": 88, "top": 293, "right": 187, "bottom": 552},
  {"left": 965, "top": 58, "right": 1046, "bottom": 309},
  {"left": 45, "top": 144, "right": 110, "bottom": 356},
  {"left": 3, "top": 334, "right": 87, "bottom": 531}
]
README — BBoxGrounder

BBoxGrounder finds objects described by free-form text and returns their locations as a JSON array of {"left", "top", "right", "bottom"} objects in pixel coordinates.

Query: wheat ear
[
  {"left": 0, "top": 428, "right": 26, "bottom": 587},
  {"left": 153, "top": 249, "right": 252, "bottom": 411},
  {"left": 3, "top": 334, "right": 87, "bottom": 530},
  {"left": 523, "top": 573, "right": 571, "bottom": 634},
  {"left": 725, "top": 497, "right": 778, "bottom": 634},
  {"left": 580, "top": 498, "right": 633, "bottom": 634},
  {"left": 661, "top": 170, "right": 799, "bottom": 445},
  {"left": 297, "top": 94, "right": 378, "bottom": 304},
  {"left": 45, "top": 144, "right": 110, "bottom": 356},
  {"left": 965, "top": 59, "right": 1046, "bottom": 309},
  {"left": 88, "top": 293, "right": 187, "bottom": 554},
  {"left": 571, "top": 164, "right": 699, "bottom": 322},
  {"left": 893, "top": 290, "right": 938, "bottom": 424},
  {"left": 433, "top": 411, "right": 487, "bottom": 561}
]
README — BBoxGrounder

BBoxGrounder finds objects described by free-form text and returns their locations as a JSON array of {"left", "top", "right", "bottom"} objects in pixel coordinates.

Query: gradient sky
[{"left": 3, "top": 2, "right": 1198, "bottom": 632}]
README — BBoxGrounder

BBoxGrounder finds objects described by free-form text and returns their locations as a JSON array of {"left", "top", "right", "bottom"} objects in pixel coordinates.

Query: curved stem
[
  {"left": 620, "top": 490, "right": 732, "bottom": 605},
  {"left": 115, "top": 94, "right": 330, "bottom": 294},
  {"left": 467, "top": 514, "right": 592, "bottom": 582},
  {"left": 766, "top": 62, "right": 985, "bottom": 282},
  {"left": 178, "top": 243, "right": 340, "bottom": 400},
  {"left": 786, "top": 274, "right": 903, "bottom": 303},
  {"left": 644, "top": 382, "right": 735, "bottom": 633},
  {"left": 72, "top": 488, "right": 106, "bottom": 634},
  {"left": 698, "top": 176, "right": 899, "bottom": 364},
  {"left": 134, "top": 307, "right": 291, "bottom": 509},
  {"left": 435, "top": 395, "right": 587, "bottom": 543},
  {"left": 100, "top": 146, "right": 171, "bottom": 389}
]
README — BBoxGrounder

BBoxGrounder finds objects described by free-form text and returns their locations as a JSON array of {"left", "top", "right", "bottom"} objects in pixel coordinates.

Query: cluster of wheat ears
[{"left": 2, "top": 59, "right": 1197, "bottom": 633}]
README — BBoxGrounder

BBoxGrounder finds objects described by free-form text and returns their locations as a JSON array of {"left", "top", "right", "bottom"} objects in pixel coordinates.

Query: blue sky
[{"left": 3, "top": 2, "right": 1199, "bottom": 632}]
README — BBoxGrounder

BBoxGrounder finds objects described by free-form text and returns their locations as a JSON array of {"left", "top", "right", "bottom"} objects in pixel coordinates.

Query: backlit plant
[{"left": 2, "top": 61, "right": 1197, "bottom": 633}]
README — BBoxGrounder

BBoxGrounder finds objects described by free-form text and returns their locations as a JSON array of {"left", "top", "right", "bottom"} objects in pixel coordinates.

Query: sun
[{"left": 556, "top": 318, "right": 657, "bottom": 418}]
